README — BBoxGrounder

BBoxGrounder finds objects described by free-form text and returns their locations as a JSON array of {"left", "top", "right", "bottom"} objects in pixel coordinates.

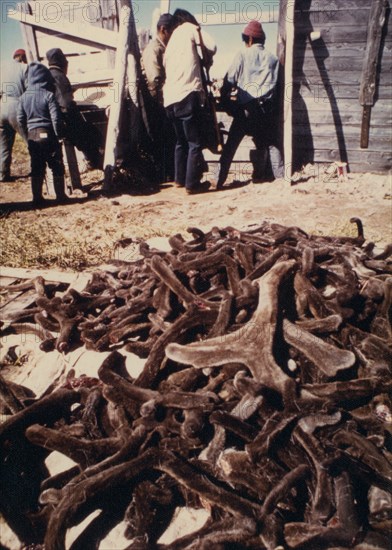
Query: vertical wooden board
[
  {"left": 99, "top": 0, "right": 118, "bottom": 68},
  {"left": 63, "top": 141, "right": 82, "bottom": 191},
  {"left": 19, "top": 1, "right": 39, "bottom": 61},
  {"left": 284, "top": 0, "right": 295, "bottom": 179}
]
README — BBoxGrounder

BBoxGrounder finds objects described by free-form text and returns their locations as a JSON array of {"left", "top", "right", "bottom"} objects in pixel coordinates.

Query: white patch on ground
[
  {"left": 0, "top": 336, "right": 146, "bottom": 397},
  {"left": 65, "top": 510, "right": 101, "bottom": 548},
  {"left": 158, "top": 507, "right": 210, "bottom": 544},
  {"left": 0, "top": 515, "right": 22, "bottom": 550},
  {"left": 99, "top": 521, "right": 130, "bottom": 549},
  {"left": 146, "top": 236, "right": 172, "bottom": 252},
  {"left": 45, "top": 451, "right": 78, "bottom": 476}
]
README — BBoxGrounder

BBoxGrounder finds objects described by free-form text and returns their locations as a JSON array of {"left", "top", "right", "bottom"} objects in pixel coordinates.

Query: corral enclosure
[{"left": 8, "top": 0, "right": 392, "bottom": 177}]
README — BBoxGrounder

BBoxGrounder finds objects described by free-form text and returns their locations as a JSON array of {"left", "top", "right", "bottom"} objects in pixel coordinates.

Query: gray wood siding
[{"left": 292, "top": 0, "right": 392, "bottom": 173}]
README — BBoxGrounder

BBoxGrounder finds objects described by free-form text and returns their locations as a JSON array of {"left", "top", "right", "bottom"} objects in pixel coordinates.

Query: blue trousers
[
  {"left": 166, "top": 92, "right": 205, "bottom": 191},
  {"left": 218, "top": 99, "right": 284, "bottom": 186}
]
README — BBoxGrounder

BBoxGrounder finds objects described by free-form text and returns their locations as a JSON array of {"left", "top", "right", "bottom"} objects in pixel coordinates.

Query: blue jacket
[
  {"left": 17, "top": 62, "right": 63, "bottom": 136},
  {"left": 225, "top": 44, "right": 279, "bottom": 105}
]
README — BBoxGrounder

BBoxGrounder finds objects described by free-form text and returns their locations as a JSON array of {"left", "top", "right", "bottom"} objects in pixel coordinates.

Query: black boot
[
  {"left": 53, "top": 176, "right": 69, "bottom": 204},
  {"left": 31, "top": 177, "right": 46, "bottom": 207}
]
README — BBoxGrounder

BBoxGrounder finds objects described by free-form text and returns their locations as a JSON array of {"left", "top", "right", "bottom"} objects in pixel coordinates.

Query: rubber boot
[
  {"left": 53, "top": 175, "right": 69, "bottom": 204},
  {"left": 31, "top": 176, "right": 46, "bottom": 207}
]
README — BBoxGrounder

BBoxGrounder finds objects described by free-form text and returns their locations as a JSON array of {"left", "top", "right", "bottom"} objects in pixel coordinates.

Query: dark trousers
[
  {"left": 28, "top": 127, "right": 65, "bottom": 201},
  {"left": 64, "top": 109, "right": 102, "bottom": 169},
  {"left": 166, "top": 92, "right": 205, "bottom": 190},
  {"left": 147, "top": 100, "right": 176, "bottom": 182},
  {"left": 218, "top": 99, "right": 284, "bottom": 186}
]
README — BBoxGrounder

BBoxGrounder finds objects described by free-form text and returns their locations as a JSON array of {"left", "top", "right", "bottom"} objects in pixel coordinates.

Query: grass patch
[
  {"left": 0, "top": 212, "right": 188, "bottom": 271},
  {"left": 0, "top": 216, "right": 109, "bottom": 270}
]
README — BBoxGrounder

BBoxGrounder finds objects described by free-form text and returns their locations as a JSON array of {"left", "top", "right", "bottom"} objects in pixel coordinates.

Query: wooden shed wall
[{"left": 292, "top": 0, "right": 392, "bottom": 173}]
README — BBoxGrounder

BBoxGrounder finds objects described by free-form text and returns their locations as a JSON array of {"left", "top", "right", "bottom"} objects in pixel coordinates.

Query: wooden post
[
  {"left": 98, "top": 0, "right": 117, "bottom": 69},
  {"left": 283, "top": 0, "right": 295, "bottom": 182},
  {"left": 359, "top": 0, "right": 387, "bottom": 149},
  {"left": 63, "top": 141, "right": 82, "bottom": 191},
  {"left": 103, "top": 1, "right": 133, "bottom": 176},
  {"left": 17, "top": 2, "right": 39, "bottom": 62}
]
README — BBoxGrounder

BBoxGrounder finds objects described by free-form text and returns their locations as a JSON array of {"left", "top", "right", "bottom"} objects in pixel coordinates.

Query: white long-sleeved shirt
[{"left": 163, "top": 22, "right": 216, "bottom": 108}]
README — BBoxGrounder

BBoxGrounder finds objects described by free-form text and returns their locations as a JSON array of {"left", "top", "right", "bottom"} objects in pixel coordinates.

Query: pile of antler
[{"left": 1, "top": 219, "right": 391, "bottom": 550}]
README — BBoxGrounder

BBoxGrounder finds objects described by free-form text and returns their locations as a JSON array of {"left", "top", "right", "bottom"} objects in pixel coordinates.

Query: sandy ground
[{"left": 1, "top": 138, "right": 391, "bottom": 270}]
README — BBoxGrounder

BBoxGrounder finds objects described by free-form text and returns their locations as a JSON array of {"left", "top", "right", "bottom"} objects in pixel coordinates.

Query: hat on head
[
  {"left": 46, "top": 48, "right": 68, "bottom": 69},
  {"left": 157, "top": 13, "right": 174, "bottom": 28},
  {"left": 13, "top": 49, "right": 26, "bottom": 58},
  {"left": 243, "top": 20, "right": 264, "bottom": 39}
]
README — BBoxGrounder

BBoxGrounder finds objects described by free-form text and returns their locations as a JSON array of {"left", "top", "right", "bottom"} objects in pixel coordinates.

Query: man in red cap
[
  {"left": 216, "top": 20, "right": 284, "bottom": 188},
  {"left": 0, "top": 49, "right": 28, "bottom": 182}
]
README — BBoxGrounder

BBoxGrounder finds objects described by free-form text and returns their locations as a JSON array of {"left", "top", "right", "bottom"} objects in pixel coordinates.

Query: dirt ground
[{"left": 1, "top": 137, "right": 391, "bottom": 271}]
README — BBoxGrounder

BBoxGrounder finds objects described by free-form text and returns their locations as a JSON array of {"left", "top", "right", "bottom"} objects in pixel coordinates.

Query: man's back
[
  {"left": 226, "top": 44, "right": 279, "bottom": 105},
  {"left": 1, "top": 59, "right": 28, "bottom": 99},
  {"left": 141, "top": 37, "right": 166, "bottom": 102}
]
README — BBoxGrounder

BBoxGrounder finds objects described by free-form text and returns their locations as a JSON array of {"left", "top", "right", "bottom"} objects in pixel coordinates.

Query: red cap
[
  {"left": 243, "top": 20, "right": 264, "bottom": 39},
  {"left": 13, "top": 49, "right": 26, "bottom": 58}
]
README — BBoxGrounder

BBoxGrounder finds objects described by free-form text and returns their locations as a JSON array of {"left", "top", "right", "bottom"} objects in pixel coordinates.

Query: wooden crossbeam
[{"left": 8, "top": 10, "right": 118, "bottom": 48}]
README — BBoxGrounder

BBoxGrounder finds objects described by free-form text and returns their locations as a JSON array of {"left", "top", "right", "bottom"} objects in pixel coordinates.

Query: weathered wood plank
[
  {"left": 296, "top": 82, "right": 392, "bottom": 100},
  {"left": 283, "top": 0, "right": 296, "bottom": 179},
  {"left": 63, "top": 141, "right": 82, "bottom": 192},
  {"left": 359, "top": 0, "right": 388, "bottom": 148},
  {"left": 8, "top": 10, "right": 118, "bottom": 48},
  {"left": 359, "top": 0, "right": 389, "bottom": 106},
  {"left": 292, "top": 96, "right": 392, "bottom": 112},
  {"left": 295, "top": 134, "right": 391, "bottom": 151},
  {"left": 293, "top": 70, "right": 392, "bottom": 87},
  {"left": 18, "top": 2, "right": 39, "bottom": 63},
  {"left": 295, "top": 0, "right": 378, "bottom": 10},
  {"left": 293, "top": 108, "right": 391, "bottom": 125},
  {"left": 295, "top": 9, "right": 371, "bottom": 27},
  {"left": 98, "top": 0, "right": 118, "bottom": 69},
  {"left": 293, "top": 53, "right": 392, "bottom": 73},
  {"left": 296, "top": 44, "right": 392, "bottom": 58},
  {"left": 295, "top": 31, "right": 392, "bottom": 48},
  {"left": 326, "top": 25, "right": 392, "bottom": 43},
  {"left": 0, "top": 278, "right": 21, "bottom": 311},
  {"left": 341, "top": 162, "right": 391, "bottom": 173},
  {"left": 0, "top": 289, "right": 38, "bottom": 320},
  {"left": 294, "top": 123, "right": 392, "bottom": 138},
  {"left": 0, "top": 277, "right": 18, "bottom": 286},
  {"left": 294, "top": 147, "right": 392, "bottom": 165},
  {"left": 0, "top": 267, "right": 83, "bottom": 285}
]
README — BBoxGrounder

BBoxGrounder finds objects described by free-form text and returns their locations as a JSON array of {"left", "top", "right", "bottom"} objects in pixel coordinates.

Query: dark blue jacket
[{"left": 17, "top": 62, "right": 63, "bottom": 137}]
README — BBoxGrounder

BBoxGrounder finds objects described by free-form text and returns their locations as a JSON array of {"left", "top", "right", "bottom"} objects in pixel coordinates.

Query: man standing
[
  {"left": 141, "top": 13, "right": 176, "bottom": 183},
  {"left": 217, "top": 21, "right": 284, "bottom": 189},
  {"left": 163, "top": 9, "right": 216, "bottom": 195},
  {"left": 0, "top": 49, "right": 28, "bottom": 182},
  {"left": 17, "top": 62, "right": 67, "bottom": 206},
  {"left": 46, "top": 48, "right": 102, "bottom": 171}
]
